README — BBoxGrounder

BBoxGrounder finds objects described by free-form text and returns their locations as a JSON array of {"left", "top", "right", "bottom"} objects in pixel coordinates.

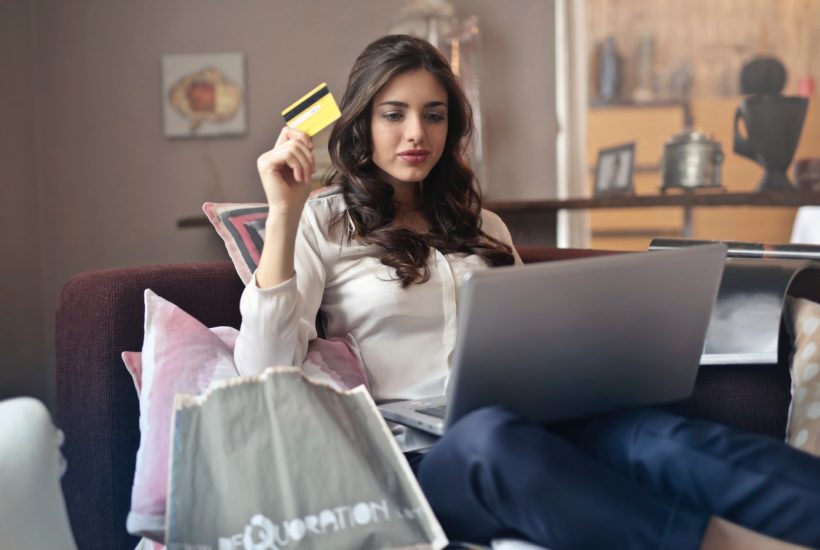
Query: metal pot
[{"left": 661, "top": 130, "right": 724, "bottom": 190}]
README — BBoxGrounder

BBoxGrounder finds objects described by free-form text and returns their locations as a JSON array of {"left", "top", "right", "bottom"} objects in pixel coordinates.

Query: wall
[
  {"left": 0, "top": 1, "right": 45, "bottom": 403},
  {"left": 453, "top": 0, "right": 557, "bottom": 200},
  {"left": 586, "top": 0, "right": 820, "bottom": 100},
  {"left": 3, "top": 0, "right": 557, "bottom": 410}
]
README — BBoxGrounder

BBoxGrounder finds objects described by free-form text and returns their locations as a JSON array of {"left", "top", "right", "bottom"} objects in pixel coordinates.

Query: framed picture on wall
[
  {"left": 594, "top": 142, "right": 636, "bottom": 195},
  {"left": 161, "top": 53, "right": 247, "bottom": 138}
]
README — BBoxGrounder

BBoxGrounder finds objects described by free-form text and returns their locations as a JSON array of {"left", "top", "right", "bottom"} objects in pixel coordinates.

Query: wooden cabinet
[{"left": 587, "top": 97, "right": 820, "bottom": 250}]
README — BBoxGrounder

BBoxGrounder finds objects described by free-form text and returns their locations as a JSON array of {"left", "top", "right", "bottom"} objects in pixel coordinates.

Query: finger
[
  {"left": 295, "top": 140, "right": 316, "bottom": 174},
  {"left": 274, "top": 125, "right": 291, "bottom": 147},
  {"left": 282, "top": 141, "right": 315, "bottom": 180},
  {"left": 285, "top": 156, "right": 307, "bottom": 184},
  {"left": 258, "top": 140, "right": 313, "bottom": 179},
  {"left": 275, "top": 125, "right": 313, "bottom": 150},
  {"left": 279, "top": 145, "right": 313, "bottom": 184},
  {"left": 257, "top": 150, "right": 277, "bottom": 174},
  {"left": 288, "top": 128, "right": 314, "bottom": 151},
  {"left": 257, "top": 147, "right": 288, "bottom": 174}
]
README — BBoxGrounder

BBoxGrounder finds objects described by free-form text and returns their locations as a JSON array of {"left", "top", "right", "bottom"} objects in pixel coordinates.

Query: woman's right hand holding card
[
  {"left": 253, "top": 126, "right": 316, "bottom": 288},
  {"left": 256, "top": 126, "right": 315, "bottom": 217}
]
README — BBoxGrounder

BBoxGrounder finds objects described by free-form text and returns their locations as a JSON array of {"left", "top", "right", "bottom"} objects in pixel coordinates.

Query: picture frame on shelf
[{"left": 594, "top": 142, "right": 636, "bottom": 195}]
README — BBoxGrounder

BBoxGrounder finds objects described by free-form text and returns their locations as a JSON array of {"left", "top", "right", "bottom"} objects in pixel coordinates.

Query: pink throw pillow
[
  {"left": 121, "top": 327, "right": 239, "bottom": 395},
  {"left": 122, "top": 351, "right": 142, "bottom": 393},
  {"left": 126, "top": 290, "right": 238, "bottom": 542},
  {"left": 302, "top": 334, "right": 371, "bottom": 393}
]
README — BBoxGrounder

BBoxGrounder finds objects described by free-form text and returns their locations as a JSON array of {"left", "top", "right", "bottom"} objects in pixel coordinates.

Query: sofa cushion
[
  {"left": 126, "top": 289, "right": 238, "bottom": 542},
  {"left": 202, "top": 202, "right": 268, "bottom": 284},
  {"left": 785, "top": 297, "right": 820, "bottom": 455},
  {"left": 203, "top": 189, "right": 339, "bottom": 284},
  {"left": 120, "top": 327, "right": 238, "bottom": 394}
]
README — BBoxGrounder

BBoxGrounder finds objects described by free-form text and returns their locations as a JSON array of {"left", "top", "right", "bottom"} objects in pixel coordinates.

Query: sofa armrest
[{"left": 55, "top": 262, "right": 243, "bottom": 550}]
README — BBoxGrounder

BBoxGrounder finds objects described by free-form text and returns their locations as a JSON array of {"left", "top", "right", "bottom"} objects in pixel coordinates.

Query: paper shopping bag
[{"left": 166, "top": 367, "right": 448, "bottom": 550}]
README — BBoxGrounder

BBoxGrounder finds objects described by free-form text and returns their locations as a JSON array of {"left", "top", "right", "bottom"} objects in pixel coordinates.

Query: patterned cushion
[
  {"left": 785, "top": 297, "right": 820, "bottom": 455},
  {"left": 202, "top": 202, "right": 268, "bottom": 284},
  {"left": 203, "top": 188, "right": 338, "bottom": 284}
]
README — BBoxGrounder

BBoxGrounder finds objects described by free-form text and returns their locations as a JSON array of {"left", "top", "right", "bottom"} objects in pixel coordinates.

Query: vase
[{"left": 733, "top": 93, "right": 809, "bottom": 192}]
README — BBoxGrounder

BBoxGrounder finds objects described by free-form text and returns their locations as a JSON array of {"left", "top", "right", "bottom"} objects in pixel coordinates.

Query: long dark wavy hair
[{"left": 326, "top": 34, "right": 515, "bottom": 287}]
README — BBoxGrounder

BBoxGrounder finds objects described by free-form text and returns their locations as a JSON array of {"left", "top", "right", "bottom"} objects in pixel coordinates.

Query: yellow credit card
[{"left": 281, "top": 82, "right": 341, "bottom": 137}]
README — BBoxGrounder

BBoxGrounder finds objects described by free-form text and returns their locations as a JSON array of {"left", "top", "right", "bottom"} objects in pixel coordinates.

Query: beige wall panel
[
  {"left": 587, "top": 106, "right": 683, "bottom": 167},
  {"left": 590, "top": 235, "right": 655, "bottom": 251},
  {"left": 691, "top": 97, "right": 766, "bottom": 192},
  {"left": 693, "top": 208, "right": 798, "bottom": 243},
  {"left": 591, "top": 208, "right": 681, "bottom": 230},
  {"left": 795, "top": 101, "right": 820, "bottom": 160}
]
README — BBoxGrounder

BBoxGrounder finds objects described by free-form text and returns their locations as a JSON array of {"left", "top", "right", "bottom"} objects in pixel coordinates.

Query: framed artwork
[
  {"left": 594, "top": 142, "right": 636, "bottom": 195},
  {"left": 161, "top": 53, "right": 247, "bottom": 138}
]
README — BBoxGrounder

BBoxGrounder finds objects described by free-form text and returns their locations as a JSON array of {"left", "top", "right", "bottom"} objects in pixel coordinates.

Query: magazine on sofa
[{"left": 649, "top": 239, "right": 820, "bottom": 366}]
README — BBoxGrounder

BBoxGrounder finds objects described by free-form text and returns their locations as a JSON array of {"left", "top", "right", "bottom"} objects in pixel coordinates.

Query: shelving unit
[
  {"left": 584, "top": 98, "right": 820, "bottom": 250},
  {"left": 488, "top": 191, "right": 820, "bottom": 246}
]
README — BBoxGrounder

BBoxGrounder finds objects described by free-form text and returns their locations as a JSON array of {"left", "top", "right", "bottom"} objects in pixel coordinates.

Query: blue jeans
[{"left": 413, "top": 406, "right": 820, "bottom": 549}]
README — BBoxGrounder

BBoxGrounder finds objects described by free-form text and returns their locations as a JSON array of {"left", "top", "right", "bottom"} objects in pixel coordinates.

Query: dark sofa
[{"left": 55, "top": 246, "right": 792, "bottom": 549}]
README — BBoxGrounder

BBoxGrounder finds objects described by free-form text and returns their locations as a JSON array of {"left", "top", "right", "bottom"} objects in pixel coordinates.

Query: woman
[{"left": 236, "top": 34, "right": 820, "bottom": 549}]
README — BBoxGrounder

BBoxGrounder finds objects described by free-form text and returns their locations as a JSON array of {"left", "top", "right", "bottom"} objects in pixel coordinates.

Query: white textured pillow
[
  {"left": 126, "top": 290, "right": 239, "bottom": 542},
  {"left": 786, "top": 297, "right": 820, "bottom": 455}
]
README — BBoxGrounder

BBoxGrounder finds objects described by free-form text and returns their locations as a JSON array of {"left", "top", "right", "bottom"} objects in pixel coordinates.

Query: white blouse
[{"left": 234, "top": 188, "right": 521, "bottom": 402}]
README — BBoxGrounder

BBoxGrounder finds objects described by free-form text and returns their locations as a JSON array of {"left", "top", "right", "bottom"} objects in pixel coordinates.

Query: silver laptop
[{"left": 379, "top": 244, "right": 727, "bottom": 436}]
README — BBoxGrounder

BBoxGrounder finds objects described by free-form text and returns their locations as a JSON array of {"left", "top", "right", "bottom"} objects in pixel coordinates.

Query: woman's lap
[
  {"left": 413, "top": 405, "right": 820, "bottom": 549},
  {"left": 414, "top": 406, "right": 707, "bottom": 549}
]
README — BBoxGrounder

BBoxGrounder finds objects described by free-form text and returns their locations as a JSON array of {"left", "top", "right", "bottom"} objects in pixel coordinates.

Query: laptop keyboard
[{"left": 415, "top": 404, "right": 447, "bottom": 419}]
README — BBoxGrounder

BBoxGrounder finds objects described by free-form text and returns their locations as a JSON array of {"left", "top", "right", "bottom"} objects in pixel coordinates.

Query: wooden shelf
[
  {"left": 486, "top": 191, "right": 820, "bottom": 212},
  {"left": 487, "top": 191, "right": 820, "bottom": 243},
  {"left": 178, "top": 216, "right": 211, "bottom": 228},
  {"left": 587, "top": 163, "right": 661, "bottom": 174},
  {"left": 588, "top": 99, "right": 688, "bottom": 110}
]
